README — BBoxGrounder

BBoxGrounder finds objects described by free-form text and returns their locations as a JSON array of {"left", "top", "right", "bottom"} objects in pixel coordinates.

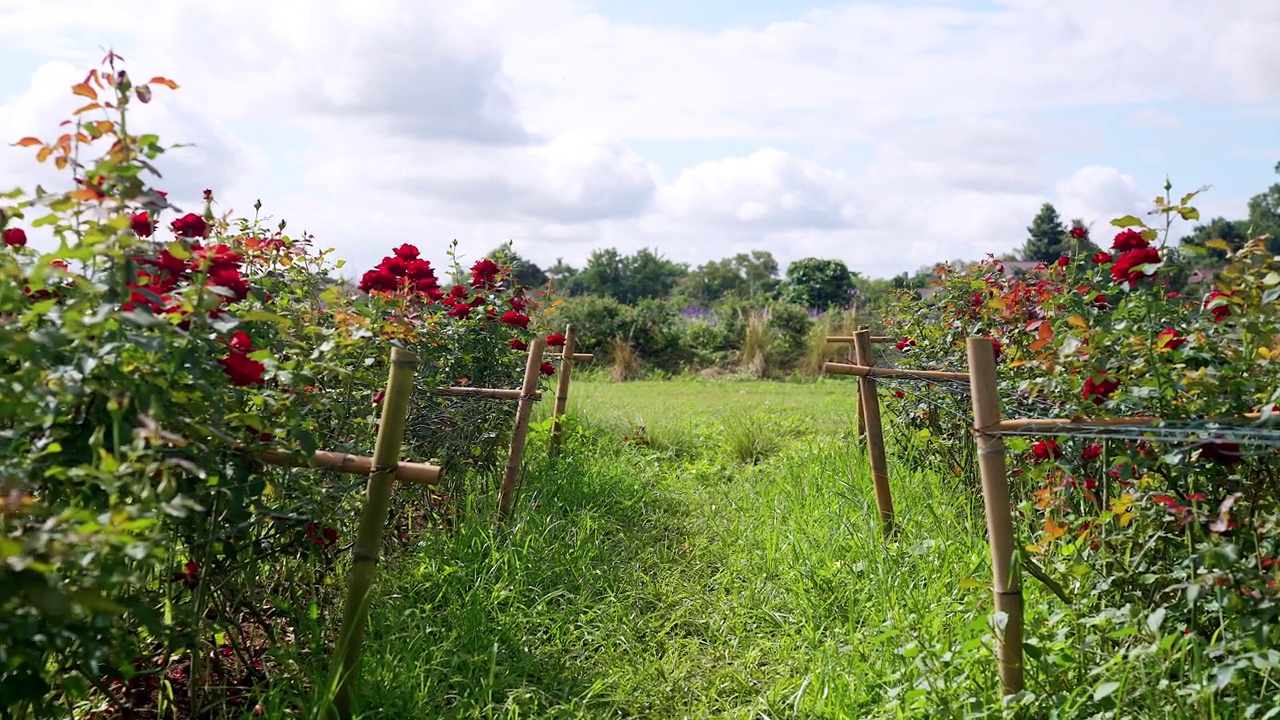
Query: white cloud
[
  {"left": 1124, "top": 108, "right": 1183, "bottom": 129},
  {"left": 1053, "top": 166, "right": 1149, "bottom": 226},
  {"left": 657, "top": 148, "right": 858, "bottom": 230}
]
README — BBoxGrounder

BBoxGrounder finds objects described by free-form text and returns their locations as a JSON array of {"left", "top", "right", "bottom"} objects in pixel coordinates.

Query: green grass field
[{"left": 351, "top": 379, "right": 999, "bottom": 718}]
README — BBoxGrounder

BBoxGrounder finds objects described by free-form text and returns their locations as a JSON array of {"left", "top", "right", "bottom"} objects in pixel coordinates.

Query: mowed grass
[{"left": 352, "top": 378, "right": 995, "bottom": 718}]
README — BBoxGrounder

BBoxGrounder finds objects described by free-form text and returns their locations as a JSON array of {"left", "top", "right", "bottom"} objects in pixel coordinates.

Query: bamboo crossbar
[
  {"left": 991, "top": 412, "right": 1267, "bottom": 433},
  {"left": 826, "top": 335, "right": 890, "bottom": 344},
  {"left": 429, "top": 386, "right": 542, "bottom": 400},
  {"left": 259, "top": 449, "right": 443, "bottom": 485},
  {"left": 548, "top": 352, "right": 594, "bottom": 362},
  {"left": 824, "top": 361, "right": 970, "bottom": 382}
]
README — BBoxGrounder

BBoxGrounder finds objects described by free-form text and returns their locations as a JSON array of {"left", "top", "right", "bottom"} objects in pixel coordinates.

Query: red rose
[
  {"left": 508, "top": 297, "right": 525, "bottom": 312},
  {"left": 425, "top": 286, "right": 445, "bottom": 301},
  {"left": 1091, "top": 251, "right": 1112, "bottom": 265},
  {"left": 207, "top": 266, "right": 250, "bottom": 302},
  {"left": 449, "top": 284, "right": 468, "bottom": 299},
  {"left": 892, "top": 390, "right": 905, "bottom": 399},
  {"left": 1204, "top": 291, "right": 1231, "bottom": 322},
  {"left": 446, "top": 303, "right": 472, "bottom": 319},
  {"left": 229, "top": 331, "right": 253, "bottom": 353},
  {"left": 1082, "top": 373, "right": 1119, "bottom": 405},
  {"left": 1030, "top": 439, "right": 1062, "bottom": 463},
  {"left": 1056, "top": 256, "right": 1070, "bottom": 267},
  {"left": 509, "top": 338, "right": 528, "bottom": 351},
  {"left": 322, "top": 527, "right": 340, "bottom": 546},
  {"left": 219, "top": 351, "right": 266, "bottom": 386},
  {"left": 539, "top": 362, "right": 555, "bottom": 376},
  {"left": 500, "top": 310, "right": 531, "bottom": 329},
  {"left": 372, "top": 390, "right": 385, "bottom": 405},
  {"left": 1069, "top": 226, "right": 1088, "bottom": 240},
  {"left": 470, "top": 258, "right": 501, "bottom": 289},
  {"left": 895, "top": 337, "right": 916, "bottom": 352},
  {"left": 405, "top": 259, "right": 436, "bottom": 281},
  {"left": 1110, "top": 247, "right": 1161, "bottom": 284},
  {"left": 172, "top": 560, "right": 200, "bottom": 589},
  {"left": 130, "top": 211, "right": 153, "bottom": 237},
  {"left": 377, "top": 256, "right": 408, "bottom": 278},
  {"left": 1111, "top": 229, "right": 1149, "bottom": 252},
  {"left": 1199, "top": 438, "right": 1242, "bottom": 465},
  {"left": 392, "top": 243, "right": 420, "bottom": 261},
  {"left": 2, "top": 227, "right": 27, "bottom": 247},
  {"left": 986, "top": 336, "right": 1003, "bottom": 362},
  {"left": 1082, "top": 443, "right": 1103, "bottom": 460},
  {"left": 359, "top": 268, "right": 397, "bottom": 293},
  {"left": 170, "top": 213, "right": 208, "bottom": 238},
  {"left": 546, "top": 333, "right": 566, "bottom": 347},
  {"left": 1155, "top": 328, "right": 1186, "bottom": 352}
]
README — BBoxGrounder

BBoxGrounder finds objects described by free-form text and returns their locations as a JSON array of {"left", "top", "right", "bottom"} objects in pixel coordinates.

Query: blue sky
[{"left": 0, "top": 0, "right": 1277, "bottom": 278}]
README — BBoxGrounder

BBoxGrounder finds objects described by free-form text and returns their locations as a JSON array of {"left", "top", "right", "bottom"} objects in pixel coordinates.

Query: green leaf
[
  {"left": 166, "top": 240, "right": 191, "bottom": 260},
  {"left": 1177, "top": 207, "right": 1200, "bottom": 221},
  {"left": 238, "top": 309, "right": 292, "bottom": 327},
  {"left": 1093, "top": 681, "right": 1120, "bottom": 701},
  {"left": 31, "top": 213, "right": 60, "bottom": 228},
  {"left": 1110, "top": 215, "right": 1145, "bottom": 228}
]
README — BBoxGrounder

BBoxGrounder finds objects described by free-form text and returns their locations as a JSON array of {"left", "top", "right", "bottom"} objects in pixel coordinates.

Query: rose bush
[
  {"left": 879, "top": 187, "right": 1280, "bottom": 714},
  {"left": 0, "top": 55, "right": 555, "bottom": 717}
]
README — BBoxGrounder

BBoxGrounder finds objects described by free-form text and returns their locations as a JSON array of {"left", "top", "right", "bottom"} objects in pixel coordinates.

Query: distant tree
[
  {"left": 487, "top": 241, "right": 548, "bottom": 288},
  {"left": 573, "top": 247, "right": 687, "bottom": 304},
  {"left": 546, "top": 258, "right": 580, "bottom": 293},
  {"left": 1020, "top": 203, "right": 1070, "bottom": 263},
  {"left": 1179, "top": 217, "right": 1252, "bottom": 263},
  {"left": 676, "top": 250, "right": 780, "bottom": 305},
  {"left": 781, "top": 258, "right": 855, "bottom": 309}
]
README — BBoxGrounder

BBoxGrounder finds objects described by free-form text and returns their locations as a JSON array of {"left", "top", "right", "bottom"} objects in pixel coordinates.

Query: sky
[{"left": 0, "top": 0, "right": 1278, "bottom": 280}]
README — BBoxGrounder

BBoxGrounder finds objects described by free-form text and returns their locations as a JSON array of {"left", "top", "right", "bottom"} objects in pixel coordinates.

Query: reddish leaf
[
  {"left": 35, "top": 146, "right": 53, "bottom": 163},
  {"left": 72, "top": 102, "right": 100, "bottom": 116},
  {"left": 72, "top": 82, "right": 98, "bottom": 101},
  {"left": 13, "top": 137, "right": 42, "bottom": 148},
  {"left": 148, "top": 76, "right": 180, "bottom": 90}
]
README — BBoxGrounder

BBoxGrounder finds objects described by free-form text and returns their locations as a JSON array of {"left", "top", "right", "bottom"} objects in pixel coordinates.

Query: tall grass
[
  {"left": 741, "top": 309, "right": 776, "bottom": 378},
  {"left": 801, "top": 309, "right": 861, "bottom": 376}
]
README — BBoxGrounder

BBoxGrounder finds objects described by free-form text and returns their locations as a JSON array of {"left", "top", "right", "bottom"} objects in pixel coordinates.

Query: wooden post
[
  {"left": 331, "top": 347, "right": 418, "bottom": 718},
  {"left": 549, "top": 325, "right": 575, "bottom": 450},
  {"left": 497, "top": 338, "right": 546, "bottom": 522},
  {"left": 965, "top": 337, "right": 1024, "bottom": 697},
  {"left": 853, "top": 329, "right": 894, "bottom": 537},
  {"left": 853, "top": 324, "right": 868, "bottom": 444}
]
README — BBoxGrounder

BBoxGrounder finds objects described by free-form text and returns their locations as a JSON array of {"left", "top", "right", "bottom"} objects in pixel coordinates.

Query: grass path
[{"left": 354, "top": 380, "right": 996, "bottom": 718}]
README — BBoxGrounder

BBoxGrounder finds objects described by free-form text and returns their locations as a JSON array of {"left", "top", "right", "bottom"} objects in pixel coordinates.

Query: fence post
[
  {"left": 549, "top": 324, "right": 575, "bottom": 450},
  {"left": 497, "top": 338, "right": 546, "bottom": 523},
  {"left": 854, "top": 324, "right": 868, "bottom": 445},
  {"left": 853, "top": 329, "right": 895, "bottom": 537},
  {"left": 965, "top": 337, "right": 1024, "bottom": 697},
  {"left": 331, "top": 347, "right": 418, "bottom": 718}
]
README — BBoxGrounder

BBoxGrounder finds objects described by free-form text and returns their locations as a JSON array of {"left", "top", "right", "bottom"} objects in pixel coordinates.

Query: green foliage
[
  {"left": 675, "top": 250, "right": 780, "bottom": 305},
  {"left": 567, "top": 247, "right": 687, "bottom": 304},
  {"left": 486, "top": 240, "right": 548, "bottom": 289},
  {"left": 781, "top": 257, "right": 855, "bottom": 310}
]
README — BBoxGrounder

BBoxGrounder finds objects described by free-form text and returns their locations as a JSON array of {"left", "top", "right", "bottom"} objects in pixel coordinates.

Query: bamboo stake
[
  {"left": 854, "top": 329, "right": 895, "bottom": 537},
  {"left": 853, "top": 325, "right": 868, "bottom": 446},
  {"left": 330, "top": 347, "right": 418, "bottom": 719},
  {"left": 549, "top": 325, "right": 576, "bottom": 449},
  {"left": 965, "top": 337, "right": 1024, "bottom": 697},
  {"left": 259, "top": 449, "right": 442, "bottom": 485},
  {"left": 994, "top": 412, "right": 1266, "bottom": 432},
  {"left": 497, "top": 338, "right": 546, "bottom": 522},
  {"left": 828, "top": 335, "right": 890, "bottom": 343},
  {"left": 428, "top": 387, "right": 541, "bottom": 400},
  {"left": 824, "top": 362, "right": 971, "bottom": 382}
]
